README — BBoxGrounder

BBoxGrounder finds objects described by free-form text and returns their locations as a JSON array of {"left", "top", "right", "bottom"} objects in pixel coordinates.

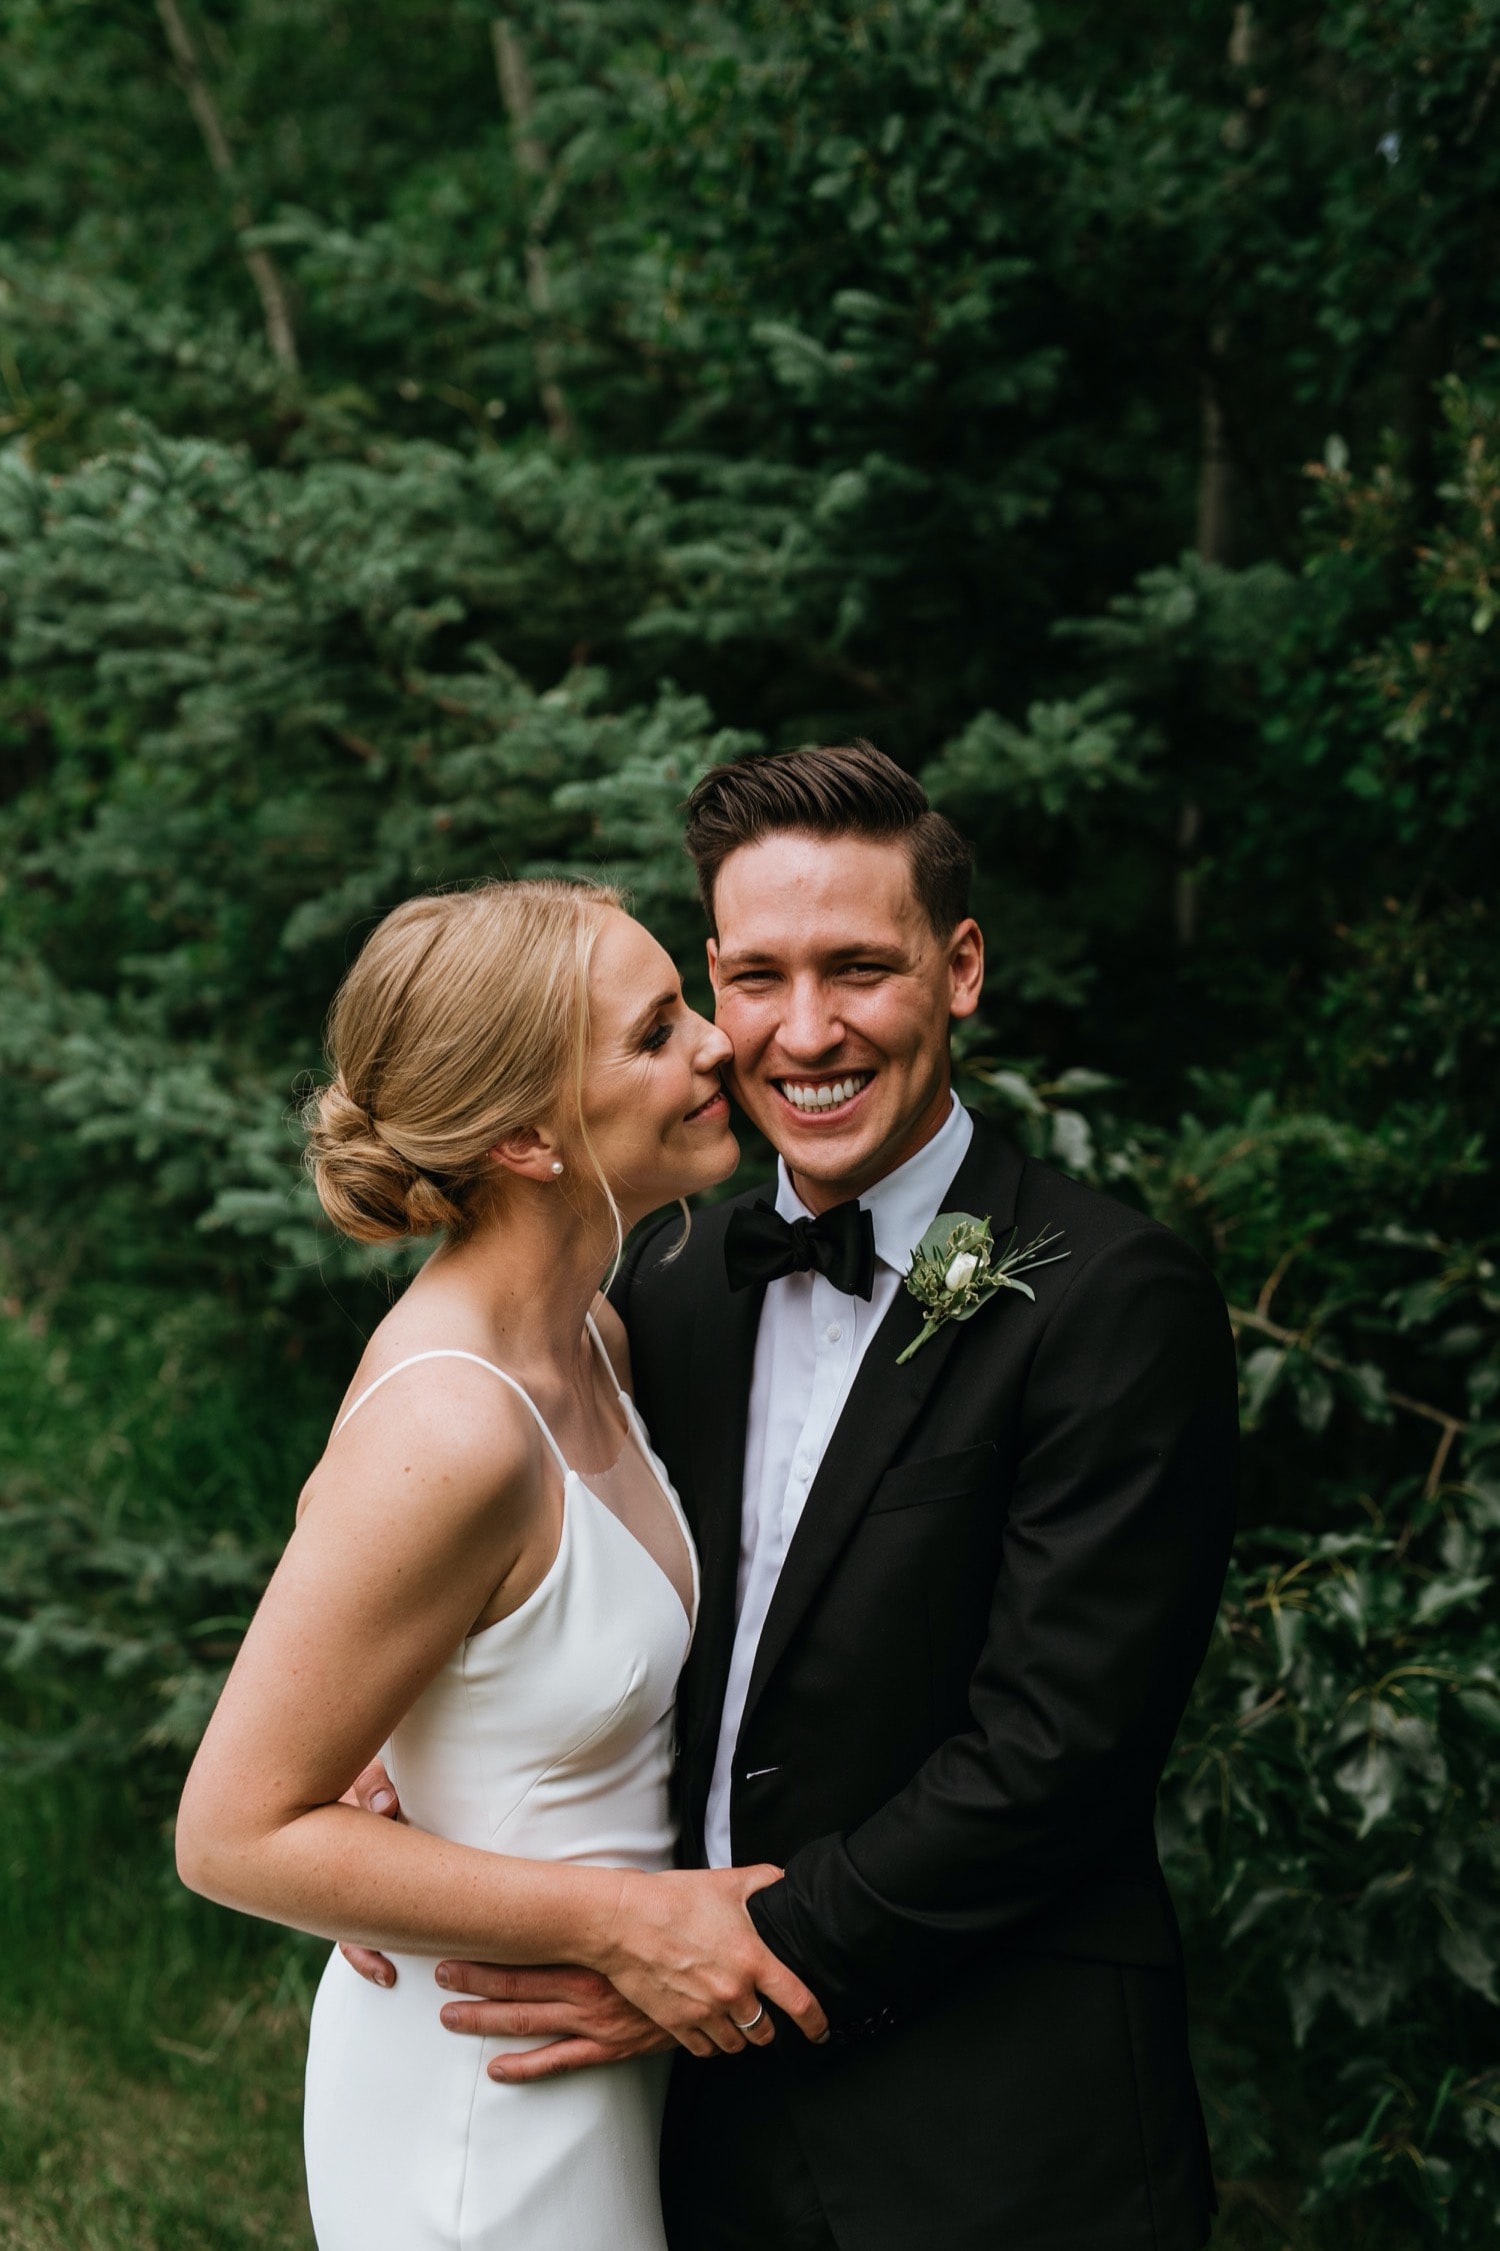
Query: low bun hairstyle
[{"left": 304, "top": 877, "right": 624, "bottom": 1245}]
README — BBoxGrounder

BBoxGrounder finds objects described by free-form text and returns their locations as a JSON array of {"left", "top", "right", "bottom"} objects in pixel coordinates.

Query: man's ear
[
  {"left": 488, "top": 1126, "right": 565, "bottom": 1183},
  {"left": 706, "top": 937, "right": 720, "bottom": 996},
  {"left": 947, "top": 917, "right": 985, "bottom": 1021}
]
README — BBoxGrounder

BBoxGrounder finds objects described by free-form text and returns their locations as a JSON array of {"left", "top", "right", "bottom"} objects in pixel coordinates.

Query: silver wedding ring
[{"left": 733, "top": 2003, "right": 766, "bottom": 2033}]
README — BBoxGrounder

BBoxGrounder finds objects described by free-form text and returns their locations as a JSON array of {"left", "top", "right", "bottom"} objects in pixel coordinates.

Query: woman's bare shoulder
[{"left": 300, "top": 1335, "right": 544, "bottom": 1528}]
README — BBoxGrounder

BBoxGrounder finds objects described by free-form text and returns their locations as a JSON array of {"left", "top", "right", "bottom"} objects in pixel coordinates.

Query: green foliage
[{"left": 0, "top": 2, "right": 1497, "bottom": 2240}]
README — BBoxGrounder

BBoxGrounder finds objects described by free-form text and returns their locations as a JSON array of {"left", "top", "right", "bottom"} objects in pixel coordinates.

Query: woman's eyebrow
[{"left": 627, "top": 989, "right": 679, "bottom": 1039}]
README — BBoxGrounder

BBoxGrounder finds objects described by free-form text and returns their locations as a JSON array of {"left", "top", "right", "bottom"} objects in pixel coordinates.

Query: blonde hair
[{"left": 304, "top": 878, "right": 625, "bottom": 1245}]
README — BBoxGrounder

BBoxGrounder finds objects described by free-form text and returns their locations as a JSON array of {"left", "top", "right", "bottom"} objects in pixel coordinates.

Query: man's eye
[{"left": 641, "top": 1022, "right": 672, "bottom": 1053}]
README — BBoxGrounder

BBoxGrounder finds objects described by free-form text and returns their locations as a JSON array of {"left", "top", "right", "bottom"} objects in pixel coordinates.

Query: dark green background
[{"left": 1, "top": 5, "right": 1497, "bottom": 2243}]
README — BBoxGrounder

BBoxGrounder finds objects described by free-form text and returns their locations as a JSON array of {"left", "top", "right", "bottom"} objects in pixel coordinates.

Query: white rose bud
[{"left": 944, "top": 1250, "right": 980, "bottom": 1292}]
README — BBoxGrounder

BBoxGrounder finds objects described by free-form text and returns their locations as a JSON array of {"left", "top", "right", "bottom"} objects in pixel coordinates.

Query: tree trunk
[
  {"left": 1178, "top": 7, "right": 1257, "bottom": 951},
  {"left": 1195, "top": 356, "right": 1234, "bottom": 568},
  {"left": 1175, "top": 347, "right": 1232, "bottom": 950},
  {"left": 154, "top": 0, "right": 299, "bottom": 373},
  {"left": 492, "top": 19, "right": 573, "bottom": 444}
]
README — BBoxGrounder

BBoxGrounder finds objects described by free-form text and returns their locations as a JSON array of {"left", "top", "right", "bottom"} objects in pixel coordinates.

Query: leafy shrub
[{"left": 1, "top": 5, "right": 1497, "bottom": 2240}]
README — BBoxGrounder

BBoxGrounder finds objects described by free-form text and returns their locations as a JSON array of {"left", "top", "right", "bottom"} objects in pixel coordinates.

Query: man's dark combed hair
[{"left": 683, "top": 739, "right": 974, "bottom": 938}]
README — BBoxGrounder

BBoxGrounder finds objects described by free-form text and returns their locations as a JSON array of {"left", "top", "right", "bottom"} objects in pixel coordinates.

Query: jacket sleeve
[{"left": 747, "top": 1223, "right": 1238, "bottom": 2029}]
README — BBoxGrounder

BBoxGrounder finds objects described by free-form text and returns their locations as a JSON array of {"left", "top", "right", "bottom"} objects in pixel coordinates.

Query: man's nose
[{"left": 778, "top": 979, "right": 843, "bottom": 1060}]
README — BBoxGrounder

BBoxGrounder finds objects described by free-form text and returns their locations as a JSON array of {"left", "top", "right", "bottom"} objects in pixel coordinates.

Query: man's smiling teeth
[{"left": 778, "top": 1075, "right": 872, "bottom": 1112}]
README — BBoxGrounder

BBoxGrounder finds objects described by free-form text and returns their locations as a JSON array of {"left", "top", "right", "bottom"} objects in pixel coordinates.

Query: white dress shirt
[{"left": 704, "top": 1093, "right": 974, "bottom": 1867}]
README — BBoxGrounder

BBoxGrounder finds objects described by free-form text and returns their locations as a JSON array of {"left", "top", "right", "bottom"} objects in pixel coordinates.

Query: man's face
[{"left": 708, "top": 831, "right": 984, "bottom": 1210}]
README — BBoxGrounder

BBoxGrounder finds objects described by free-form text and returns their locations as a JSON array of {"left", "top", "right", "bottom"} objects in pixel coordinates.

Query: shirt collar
[{"left": 774, "top": 1092, "right": 974, "bottom": 1274}]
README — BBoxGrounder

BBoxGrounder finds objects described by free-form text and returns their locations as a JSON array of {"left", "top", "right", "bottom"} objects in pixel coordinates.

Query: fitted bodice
[
  {"left": 342, "top": 1326, "right": 699, "bottom": 1875},
  {"left": 385, "top": 1465, "right": 693, "bottom": 1870}
]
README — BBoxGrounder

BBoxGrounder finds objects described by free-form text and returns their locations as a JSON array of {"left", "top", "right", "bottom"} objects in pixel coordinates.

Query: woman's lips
[{"left": 684, "top": 1087, "right": 730, "bottom": 1123}]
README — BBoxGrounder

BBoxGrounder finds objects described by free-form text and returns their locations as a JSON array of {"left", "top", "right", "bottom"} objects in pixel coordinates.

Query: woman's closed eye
[{"left": 640, "top": 1020, "right": 673, "bottom": 1053}]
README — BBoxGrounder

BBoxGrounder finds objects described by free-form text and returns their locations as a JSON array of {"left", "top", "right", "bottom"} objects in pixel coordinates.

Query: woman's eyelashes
[{"left": 640, "top": 1019, "right": 673, "bottom": 1054}]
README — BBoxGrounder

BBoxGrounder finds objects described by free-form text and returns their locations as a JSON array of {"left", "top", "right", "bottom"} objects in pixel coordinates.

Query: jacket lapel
[
  {"left": 737, "top": 1115, "right": 1024, "bottom": 1737},
  {"left": 678, "top": 1230, "right": 764, "bottom": 1765}
]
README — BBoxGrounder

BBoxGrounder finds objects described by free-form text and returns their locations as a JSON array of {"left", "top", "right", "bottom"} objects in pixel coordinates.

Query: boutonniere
[{"left": 896, "top": 1213, "right": 1068, "bottom": 1364}]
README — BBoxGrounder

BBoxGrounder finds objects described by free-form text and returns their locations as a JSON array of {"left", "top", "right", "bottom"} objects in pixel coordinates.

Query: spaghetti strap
[
  {"left": 334, "top": 1350, "right": 571, "bottom": 1479},
  {"left": 584, "top": 1312, "right": 627, "bottom": 1401}
]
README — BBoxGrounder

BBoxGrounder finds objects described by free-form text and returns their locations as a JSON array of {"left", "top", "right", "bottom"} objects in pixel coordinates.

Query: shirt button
[{"left": 825, "top": 1322, "right": 843, "bottom": 1343}]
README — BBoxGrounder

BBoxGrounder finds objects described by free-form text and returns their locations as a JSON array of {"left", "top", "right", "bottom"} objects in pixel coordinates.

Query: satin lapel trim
[
  {"left": 738, "top": 1117, "right": 1024, "bottom": 1737},
  {"left": 682, "top": 1256, "right": 763, "bottom": 1758}
]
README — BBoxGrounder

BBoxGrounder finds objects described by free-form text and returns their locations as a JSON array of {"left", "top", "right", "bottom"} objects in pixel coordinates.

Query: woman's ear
[{"left": 487, "top": 1128, "right": 565, "bottom": 1183}]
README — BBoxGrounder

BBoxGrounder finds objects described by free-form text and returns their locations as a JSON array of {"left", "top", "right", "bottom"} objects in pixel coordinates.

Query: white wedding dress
[{"left": 303, "top": 1321, "right": 698, "bottom": 2251}]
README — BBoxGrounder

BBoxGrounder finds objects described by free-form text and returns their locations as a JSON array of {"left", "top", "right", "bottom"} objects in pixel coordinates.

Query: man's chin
[{"left": 736, "top": 1089, "right": 892, "bottom": 1187}]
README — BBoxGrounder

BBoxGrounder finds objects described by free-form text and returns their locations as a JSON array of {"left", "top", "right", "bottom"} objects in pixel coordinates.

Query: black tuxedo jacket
[{"left": 613, "top": 1111, "right": 1238, "bottom": 2251}]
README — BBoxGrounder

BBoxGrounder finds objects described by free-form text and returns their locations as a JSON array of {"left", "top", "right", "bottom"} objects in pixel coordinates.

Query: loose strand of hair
[{"left": 567, "top": 892, "right": 627, "bottom": 1288}]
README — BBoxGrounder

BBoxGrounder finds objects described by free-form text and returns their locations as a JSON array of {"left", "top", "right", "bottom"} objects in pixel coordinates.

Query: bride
[{"left": 175, "top": 877, "right": 825, "bottom": 2249}]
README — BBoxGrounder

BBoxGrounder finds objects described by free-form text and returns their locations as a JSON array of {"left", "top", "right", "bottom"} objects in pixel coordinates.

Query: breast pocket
[{"left": 866, "top": 1440, "right": 998, "bottom": 1515}]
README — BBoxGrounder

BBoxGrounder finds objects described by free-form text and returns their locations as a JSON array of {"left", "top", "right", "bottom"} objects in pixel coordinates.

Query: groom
[{"left": 356, "top": 741, "right": 1238, "bottom": 2248}]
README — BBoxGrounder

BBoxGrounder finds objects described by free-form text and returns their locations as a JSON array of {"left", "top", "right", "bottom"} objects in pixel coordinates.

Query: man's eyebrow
[
  {"left": 627, "top": 989, "right": 680, "bottom": 1038},
  {"left": 714, "top": 948, "right": 777, "bottom": 971},
  {"left": 717, "top": 941, "right": 905, "bottom": 971}
]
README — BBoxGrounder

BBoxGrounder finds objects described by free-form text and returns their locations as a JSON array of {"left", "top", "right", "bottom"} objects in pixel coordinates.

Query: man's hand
[
  {"left": 434, "top": 1963, "right": 674, "bottom": 2082},
  {"left": 338, "top": 1758, "right": 401, "bottom": 1988}
]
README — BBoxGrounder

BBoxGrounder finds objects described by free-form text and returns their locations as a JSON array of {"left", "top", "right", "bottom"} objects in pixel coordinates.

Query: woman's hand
[{"left": 595, "top": 1864, "right": 828, "bottom": 2057}]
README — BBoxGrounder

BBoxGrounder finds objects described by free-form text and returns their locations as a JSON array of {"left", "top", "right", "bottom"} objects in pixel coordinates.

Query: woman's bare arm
[{"left": 175, "top": 1363, "right": 824, "bottom": 2054}]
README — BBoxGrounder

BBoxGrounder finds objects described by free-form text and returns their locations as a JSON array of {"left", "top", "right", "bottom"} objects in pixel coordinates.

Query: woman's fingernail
[
  {"left": 379, "top": 1969, "right": 394, "bottom": 1988},
  {"left": 440, "top": 2007, "right": 459, "bottom": 2028},
  {"left": 370, "top": 1788, "right": 396, "bottom": 1813},
  {"left": 435, "top": 1966, "right": 451, "bottom": 1987}
]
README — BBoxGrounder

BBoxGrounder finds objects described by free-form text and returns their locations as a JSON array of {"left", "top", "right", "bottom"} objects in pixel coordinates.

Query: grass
[
  {"left": 0, "top": 1994, "right": 313, "bottom": 2250},
  {"left": 0, "top": 1766, "right": 321, "bottom": 2251}
]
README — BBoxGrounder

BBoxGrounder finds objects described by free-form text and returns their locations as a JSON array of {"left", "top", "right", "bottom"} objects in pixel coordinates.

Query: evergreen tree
[{"left": 2, "top": 6, "right": 1497, "bottom": 2239}]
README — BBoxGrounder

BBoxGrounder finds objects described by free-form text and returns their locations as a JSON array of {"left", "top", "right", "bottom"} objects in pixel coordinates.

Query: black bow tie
[{"left": 724, "top": 1197, "right": 877, "bottom": 1300}]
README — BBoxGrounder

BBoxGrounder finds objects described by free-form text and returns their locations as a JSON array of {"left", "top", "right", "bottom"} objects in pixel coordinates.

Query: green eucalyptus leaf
[
  {"left": 1291, "top": 1361, "right": 1336, "bottom": 1436},
  {"left": 1413, "top": 1575, "right": 1492, "bottom": 1626},
  {"left": 1242, "top": 1345, "right": 1287, "bottom": 1423}
]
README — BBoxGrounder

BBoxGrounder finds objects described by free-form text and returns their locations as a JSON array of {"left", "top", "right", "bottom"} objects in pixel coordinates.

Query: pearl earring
[{"left": 550, "top": 1160, "right": 565, "bottom": 1177}]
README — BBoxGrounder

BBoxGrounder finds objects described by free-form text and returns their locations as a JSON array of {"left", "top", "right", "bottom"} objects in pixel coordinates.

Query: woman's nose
[{"left": 692, "top": 1012, "right": 734, "bottom": 1070}]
